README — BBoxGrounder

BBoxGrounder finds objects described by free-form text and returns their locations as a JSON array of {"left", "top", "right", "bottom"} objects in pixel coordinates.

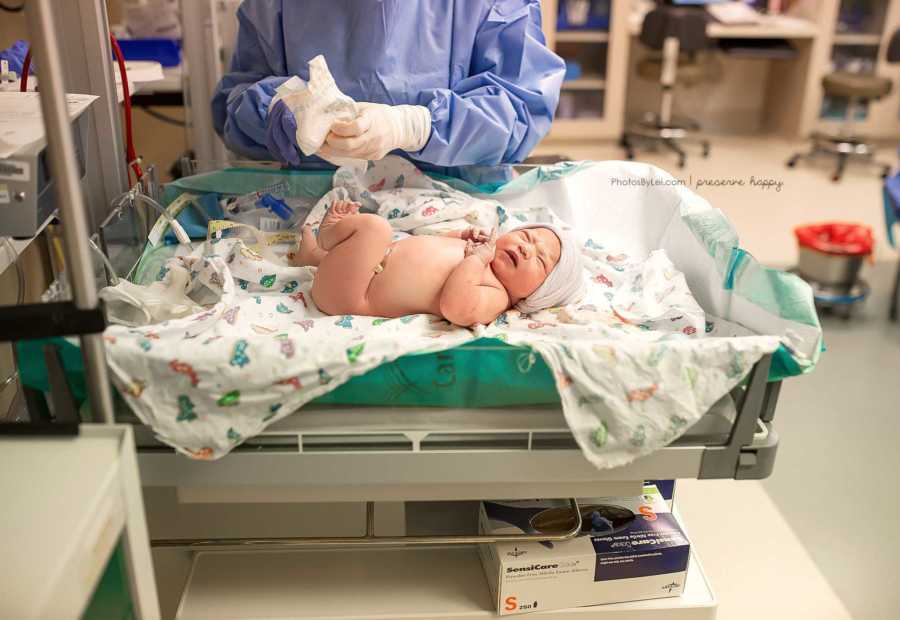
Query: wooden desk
[
  {"left": 707, "top": 15, "right": 819, "bottom": 39},
  {"left": 628, "top": 10, "right": 819, "bottom": 39}
]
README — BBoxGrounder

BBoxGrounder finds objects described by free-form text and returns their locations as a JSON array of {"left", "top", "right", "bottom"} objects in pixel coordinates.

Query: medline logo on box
[
  {"left": 506, "top": 563, "right": 558, "bottom": 573},
  {"left": 661, "top": 581, "right": 682, "bottom": 593}
]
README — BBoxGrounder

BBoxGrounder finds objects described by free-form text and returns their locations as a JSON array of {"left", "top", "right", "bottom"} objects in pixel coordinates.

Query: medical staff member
[{"left": 212, "top": 0, "right": 565, "bottom": 168}]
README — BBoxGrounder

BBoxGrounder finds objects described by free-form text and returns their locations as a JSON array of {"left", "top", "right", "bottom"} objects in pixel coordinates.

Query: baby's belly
[{"left": 367, "top": 236, "right": 465, "bottom": 317}]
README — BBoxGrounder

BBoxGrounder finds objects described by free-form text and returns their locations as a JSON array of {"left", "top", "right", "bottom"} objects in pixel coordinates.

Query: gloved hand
[
  {"left": 318, "top": 102, "right": 432, "bottom": 162},
  {"left": 0, "top": 40, "right": 32, "bottom": 77},
  {"left": 265, "top": 99, "right": 302, "bottom": 166}
]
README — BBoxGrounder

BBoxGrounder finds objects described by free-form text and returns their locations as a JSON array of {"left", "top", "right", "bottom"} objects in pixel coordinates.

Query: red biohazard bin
[{"left": 794, "top": 222, "right": 874, "bottom": 287}]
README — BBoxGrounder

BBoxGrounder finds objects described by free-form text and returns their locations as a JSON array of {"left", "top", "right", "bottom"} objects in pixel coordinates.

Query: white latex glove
[{"left": 318, "top": 102, "right": 432, "bottom": 161}]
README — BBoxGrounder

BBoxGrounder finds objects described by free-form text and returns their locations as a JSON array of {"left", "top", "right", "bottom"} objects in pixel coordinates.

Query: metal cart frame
[{"left": 76, "top": 149, "right": 786, "bottom": 550}]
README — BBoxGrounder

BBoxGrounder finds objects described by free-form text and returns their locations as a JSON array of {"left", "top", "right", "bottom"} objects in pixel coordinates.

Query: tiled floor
[
  {"left": 537, "top": 136, "right": 900, "bottom": 620},
  {"left": 761, "top": 262, "right": 900, "bottom": 620},
  {"left": 676, "top": 479, "right": 853, "bottom": 620},
  {"left": 678, "top": 263, "right": 900, "bottom": 620}
]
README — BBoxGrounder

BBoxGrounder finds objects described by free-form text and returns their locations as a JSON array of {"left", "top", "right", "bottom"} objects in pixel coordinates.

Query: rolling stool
[
  {"left": 621, "top": 4, "right": 716, "bottom": 168},
  {"left": 786, "top": 72, "right": 893, "bottom": 181}
]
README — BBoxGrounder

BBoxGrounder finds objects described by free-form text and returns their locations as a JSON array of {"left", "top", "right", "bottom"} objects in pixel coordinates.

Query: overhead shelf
[
  {"left": 832, "top": 32, "right": 883, "bottom": 45},
  {"left": 556, "top": 30, "right": 610, "bottom": 43},
  {"left": 562, "top": 77, "right": 607, "bottom": 90}
]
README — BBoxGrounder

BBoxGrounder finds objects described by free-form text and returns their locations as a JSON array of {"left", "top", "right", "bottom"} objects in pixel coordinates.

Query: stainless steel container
[{"left": 797, "top": 246, "right": 865, "bottom": 287}]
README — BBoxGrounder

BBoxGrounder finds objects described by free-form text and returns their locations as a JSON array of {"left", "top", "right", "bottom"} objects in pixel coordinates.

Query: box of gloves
[{"left": 478, "top": 484, "right": 690, "bottom": 615}]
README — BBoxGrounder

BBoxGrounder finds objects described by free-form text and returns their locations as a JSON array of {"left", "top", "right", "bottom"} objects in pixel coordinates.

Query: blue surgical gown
[{"left": 211, "top": 0, "right": 565, "bottom": 167}]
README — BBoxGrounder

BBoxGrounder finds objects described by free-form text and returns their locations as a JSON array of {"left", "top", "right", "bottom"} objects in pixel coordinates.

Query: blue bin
[
  {"left": 557, "top": 0, "right": 611, "bottom": 31},
  {"left": 117, "top": 38, "right": 181, "bottom": 68}
]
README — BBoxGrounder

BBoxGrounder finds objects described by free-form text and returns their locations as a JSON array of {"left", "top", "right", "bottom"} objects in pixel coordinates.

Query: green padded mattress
[{"left": 17, "top": 337, "right": 560, "bottom": 409}]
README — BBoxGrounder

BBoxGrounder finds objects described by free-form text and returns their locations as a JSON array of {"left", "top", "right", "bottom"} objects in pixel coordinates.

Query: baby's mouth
[{"left": 505, "top": 249, "right": 518, "bottom": 267}]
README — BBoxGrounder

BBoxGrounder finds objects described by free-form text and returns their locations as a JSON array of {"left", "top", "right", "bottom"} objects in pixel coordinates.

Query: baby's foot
[
  {"left": 318, "top": 200, "right": 361, "bottom": 251},
  {"left": 320, "top": 200, "right": 361, "bottom": 233},
  {"left": 291, "top": 225, "right": 326, "bottom": 267}
]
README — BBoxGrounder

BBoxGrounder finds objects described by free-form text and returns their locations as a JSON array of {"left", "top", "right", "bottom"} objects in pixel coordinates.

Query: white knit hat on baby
[{"left": 512, "top": 223, "right": 587, "bottom": 314}]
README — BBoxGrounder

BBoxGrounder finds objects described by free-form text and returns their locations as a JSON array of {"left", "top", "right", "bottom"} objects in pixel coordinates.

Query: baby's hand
[
  {"left": 461, "top": 227, "right": 493, "bottom": 243},
  {"left": 464, "top": 228, "right": 497, "bottom": 265}
]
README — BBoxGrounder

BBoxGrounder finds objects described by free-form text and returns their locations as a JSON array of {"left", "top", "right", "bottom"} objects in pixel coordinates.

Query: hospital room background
[{"left": 0, "top": 0, "right": 898, "bottom": 618}]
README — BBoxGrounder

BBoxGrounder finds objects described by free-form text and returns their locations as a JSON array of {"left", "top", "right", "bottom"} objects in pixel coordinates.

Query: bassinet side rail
[{"left": 700, "top": 354, "right": 777, "bottom": 479}]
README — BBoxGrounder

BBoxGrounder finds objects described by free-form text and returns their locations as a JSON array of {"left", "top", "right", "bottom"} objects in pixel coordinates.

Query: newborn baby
[{"left": 295, "top": 200, "right": 585, "bottom": 326}]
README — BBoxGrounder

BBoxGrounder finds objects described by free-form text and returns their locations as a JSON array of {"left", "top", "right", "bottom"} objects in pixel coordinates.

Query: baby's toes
[{"left": 331, "top": 200, "right": 360, "bottom": 217}]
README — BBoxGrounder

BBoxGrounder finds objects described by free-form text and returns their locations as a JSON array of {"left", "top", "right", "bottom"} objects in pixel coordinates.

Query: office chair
[
  {"left": 621, "top": 4, "right": 716, "bottom": 168},
  {"left": 787, "top": 33, "right": 896, "bottom": 182}
]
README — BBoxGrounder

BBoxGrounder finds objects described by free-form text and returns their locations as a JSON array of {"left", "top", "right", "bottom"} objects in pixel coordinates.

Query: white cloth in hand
[{"left": 269, "top": 55, "right": 363, "bottom": 169}]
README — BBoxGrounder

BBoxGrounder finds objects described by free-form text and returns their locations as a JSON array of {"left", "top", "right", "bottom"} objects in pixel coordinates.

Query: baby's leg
[
  {"left": 291, "top": 225, "right": 326, "bottom": 267},
  {"left": 318, "top": 200, "right": 362, "bottom": 251},
  {"left": 292, "top": 200, "right": 362, "bottom": 267},
  {"left": 311, "top": 210, "right": 392, "bottom": 315}
]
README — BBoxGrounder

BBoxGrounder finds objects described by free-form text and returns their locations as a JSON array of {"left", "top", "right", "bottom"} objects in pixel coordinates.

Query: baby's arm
[
  {"left": 442, "top": 227, "right": 492, "bottom": 242},
  {"left": 440, "top": 239, "right": 509, "bottom": 327},
  {"left": 440, "top": 256, "right": 508, "bottom": 327}
]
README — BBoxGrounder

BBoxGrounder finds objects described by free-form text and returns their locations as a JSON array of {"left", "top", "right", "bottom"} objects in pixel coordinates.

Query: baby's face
[{"left": 491, "top": 227, "right": 561, "bottom": 303}]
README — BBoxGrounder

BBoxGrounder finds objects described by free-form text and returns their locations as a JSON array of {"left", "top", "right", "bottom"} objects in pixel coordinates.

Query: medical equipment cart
[{"left": 0, "top": 425, "right": 160, "bottom": 619}]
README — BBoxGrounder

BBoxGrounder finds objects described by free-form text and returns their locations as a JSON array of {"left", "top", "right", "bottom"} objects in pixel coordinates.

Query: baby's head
[{"left": 491, "top": 224, "right": 586, "bottom": 313}]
